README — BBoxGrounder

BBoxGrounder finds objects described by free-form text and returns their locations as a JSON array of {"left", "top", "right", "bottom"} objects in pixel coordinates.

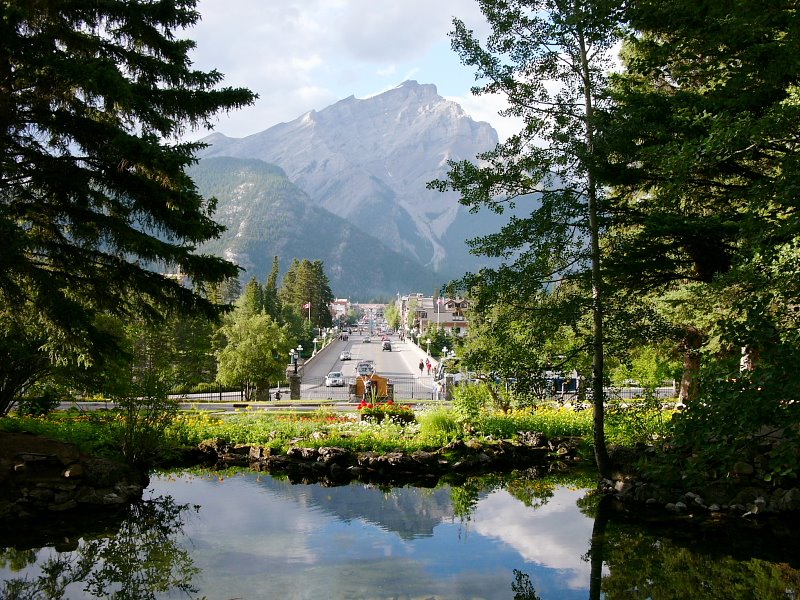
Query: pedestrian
[
  {"left": 418, "top": 359, "right": 424, "bottom": 376},
  {"left": 426, "top": 358, "right": 431, "bottom": 375},
  {"left": 274, "top": 390, "right": 282, "bottom": 400}
]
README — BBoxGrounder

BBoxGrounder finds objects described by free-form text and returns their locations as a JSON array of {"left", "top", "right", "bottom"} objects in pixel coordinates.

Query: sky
[{"left": 187, "top": 0, "right": 520, "bottom": 142}]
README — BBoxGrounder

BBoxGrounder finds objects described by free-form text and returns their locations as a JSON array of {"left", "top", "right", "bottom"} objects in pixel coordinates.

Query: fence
[
  {"left": 298, "top": 376, "right": 439, "bottom": 402},
  {"left": 169, "top": 384, "right": 246, "bottom": 403}
]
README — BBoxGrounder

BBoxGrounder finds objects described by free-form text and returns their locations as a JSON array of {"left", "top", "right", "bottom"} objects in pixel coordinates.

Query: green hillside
[{"left": 189, "top": 157, "right": 441, "bottom": 300}]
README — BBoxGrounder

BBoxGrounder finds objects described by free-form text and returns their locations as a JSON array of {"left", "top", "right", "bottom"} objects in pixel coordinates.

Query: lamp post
[
  {"left": 290, "top": 349, "right": 298, "bottom": 374},
  {"left": 312, "top": 337, "right": 318, "bottom": 356},
  {"left": 426, "top": 338, "right": 431, "bottom": 357}
]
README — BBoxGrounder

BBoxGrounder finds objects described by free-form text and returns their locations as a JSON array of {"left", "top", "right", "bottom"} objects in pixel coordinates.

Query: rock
[
  {"left": 614, "top": 480, "right": 632, "bottom": 495},
  {"left": 770, "top": 488, "right": 800, "bottom": 512},
  {"left": 0, "top": 432, "right": 145, "bottom": 523},
  {"left": 317, "top": 447, "right": 351, "bottom": 465},
  {"left": 517, "top": 431, "right": 547, "bottom": 447}
]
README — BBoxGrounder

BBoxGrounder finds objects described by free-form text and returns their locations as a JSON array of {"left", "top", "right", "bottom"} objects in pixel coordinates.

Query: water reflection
[
  {"left": 2, "top": 469, "right": 799, "bottom": 599},
  {"left": 0, "top": 496, "right": 199, "bottom": 600}
]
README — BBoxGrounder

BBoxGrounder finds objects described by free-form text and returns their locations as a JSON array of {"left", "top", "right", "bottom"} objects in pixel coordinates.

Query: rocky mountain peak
[{"left": 198, "top": 80, "right": 501, "bottom": 278}]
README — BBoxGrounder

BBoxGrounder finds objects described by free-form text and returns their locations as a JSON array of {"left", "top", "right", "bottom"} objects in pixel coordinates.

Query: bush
[
  {"left": 451, "top": 382, "right": 492, "bottom": 422},
  {"left": 16, "top": 388, "right": 62, "bottom": 416},
  {"left": 667, "top": 364, "right": 800, "bottom": 486},
  {"left": 417, "top": 406, "right": 462, "bottom": 445}
]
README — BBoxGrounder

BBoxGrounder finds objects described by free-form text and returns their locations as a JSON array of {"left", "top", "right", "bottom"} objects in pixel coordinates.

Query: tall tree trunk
[
  {"left": 678, "top": 326, "right": 703, "bottom": 404},
  {"left": 579, "top": 28, "right": 611, "bottom": 479}
]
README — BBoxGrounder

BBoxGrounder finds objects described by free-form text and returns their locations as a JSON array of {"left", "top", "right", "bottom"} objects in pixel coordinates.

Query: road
[
  {"left": 57, "top": 331, "right": 440, "bottom": 411},
  {"left": 299, "top": 331, "right": 437, "bottom": 401}
]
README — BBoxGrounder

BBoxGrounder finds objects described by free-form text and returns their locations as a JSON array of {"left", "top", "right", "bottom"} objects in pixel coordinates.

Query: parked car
[
  {"left": 339, "top": 350, "right": 352, "bottom": 361},
  {"left": 382, "top": 340, "right": 391, "bottom": 351},
  {"left": 325, "top": 371, "right": 345, "bottom": 387}
]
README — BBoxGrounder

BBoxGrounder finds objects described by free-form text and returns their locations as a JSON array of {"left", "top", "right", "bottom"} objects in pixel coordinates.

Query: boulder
[{"left": 0, "top": 432, "right": 145, "bottom": 522}]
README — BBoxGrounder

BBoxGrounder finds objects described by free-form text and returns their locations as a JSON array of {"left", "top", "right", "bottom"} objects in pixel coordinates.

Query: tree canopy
[
  {"left": 0, "top": 0, "right": 255, "bottom": 364},
  {"left": 432, "top": 0, "right": 623, "bottom": 476},
  {"left": 278, "top": 259, "right": 335, "bottom": 330}
]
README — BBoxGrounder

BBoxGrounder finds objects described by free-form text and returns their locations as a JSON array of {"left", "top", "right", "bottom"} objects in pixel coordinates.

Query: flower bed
[{"left": 357, "top": 400, "right": 416, "bottom": 425}]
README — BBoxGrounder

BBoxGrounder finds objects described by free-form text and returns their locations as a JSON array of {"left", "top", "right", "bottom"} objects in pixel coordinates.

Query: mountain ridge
[
  {"left": 189, "top": 156, "right": 440, "bottom": 300},
  {"left": 198, "top": 80, "right": 503, "bottom": 279}
]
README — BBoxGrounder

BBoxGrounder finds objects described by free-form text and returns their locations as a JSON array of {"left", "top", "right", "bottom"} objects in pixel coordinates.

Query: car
[
  {"left": 325, "top": 371, "right": 345, "bottom": 387},
  {"left": 382, "top": 340, "right": 391, "bottom": 351},
  {"left": 339, "top": 350, "right": 352, "bottom": 361},
  {"left": 363, "top": 336, "right": 371, "bottom": 343}
]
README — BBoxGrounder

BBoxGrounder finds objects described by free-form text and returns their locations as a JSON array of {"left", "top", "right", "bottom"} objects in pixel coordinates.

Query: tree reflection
[
  {"left": 511, "top": 569, "right": 543, "bottom": 600},
  {"left": 0, "top": 496, "right": 201, "bottom": 600},
  {"left": 598, "top": 525, "right": 800, "bottom": 599},
  {"left": 577, "top": 493, "right": 800, "bottom": 600},
  {"left": 448, "top": 468, "right": 567, "bottom": 522}
]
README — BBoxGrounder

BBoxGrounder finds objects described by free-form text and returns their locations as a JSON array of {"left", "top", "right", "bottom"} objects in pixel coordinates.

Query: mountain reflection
[
  {"left": 251, "top": 475, "right": 456, "bottom": 539},
  {"left": 0, "top": 496, "right": 198, "bottom": 600},
  {"left": 3, "top": 470, "right": 800, "bottom": 600}
]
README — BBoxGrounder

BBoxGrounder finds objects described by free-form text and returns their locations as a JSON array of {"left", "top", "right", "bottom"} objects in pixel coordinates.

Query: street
[{"left": 296, "top": 330, "right": 438, "bottom": 401}]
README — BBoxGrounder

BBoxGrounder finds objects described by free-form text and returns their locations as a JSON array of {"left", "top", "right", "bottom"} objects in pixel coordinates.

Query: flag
[{"left": 303, "top": 302, "right": 311, "bottom": 309}]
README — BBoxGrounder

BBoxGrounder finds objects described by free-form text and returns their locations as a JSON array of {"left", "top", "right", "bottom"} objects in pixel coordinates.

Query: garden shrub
[
  {"left": 418, "top": 406, "right": 462, "bottom": 445},
  {"left": 667, "top": 362, "right": 800, "bottom": 486},
  {"left": 451, "top": 382, "right": 493, "bottom": 422},
  {"left": 16, "top": 387, "right": 62, "bottom": 416}
]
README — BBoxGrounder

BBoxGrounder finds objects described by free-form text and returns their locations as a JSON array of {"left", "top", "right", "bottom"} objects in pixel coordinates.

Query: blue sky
[{"left": 188, "top": 0, "right": 520, "bottom": 141}]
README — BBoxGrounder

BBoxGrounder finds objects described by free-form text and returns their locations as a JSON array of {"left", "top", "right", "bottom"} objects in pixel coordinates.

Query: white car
[
  {"left": 325, "top": 371, "right": 345, "bottom": 387},
  {"left": 363, "top": 336, "right": 371, "bottom": 343},
  {"left": 339, "top": 351, "right": 352, "bottom": 361}
]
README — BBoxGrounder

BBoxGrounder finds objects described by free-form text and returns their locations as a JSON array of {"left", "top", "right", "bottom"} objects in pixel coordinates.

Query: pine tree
[
  {"left": 237, "top": 277, "right": 264, "bottom": 317},
  {"left": 601, "top": 0, "right": 800, "bottom": 392},
  {"left": 263, "top": 256, "right": 282, "bottom": 320},
  {"left": 0, "top": 1, "right": 256, "bottom": 366}
]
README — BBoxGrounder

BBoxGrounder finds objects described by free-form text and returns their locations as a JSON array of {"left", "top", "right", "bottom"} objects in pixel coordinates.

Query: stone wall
[{"left": 0, "top": 432, "right": 147, "bottom": 522}]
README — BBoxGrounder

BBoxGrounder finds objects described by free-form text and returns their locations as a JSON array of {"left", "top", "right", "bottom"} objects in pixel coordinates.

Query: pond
[{"left": 2, "top": 468, "right": 799, "bottom": 599}]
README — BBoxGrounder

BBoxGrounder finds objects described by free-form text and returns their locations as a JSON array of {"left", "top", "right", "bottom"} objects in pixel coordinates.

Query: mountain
[
  {"left": 199, "top": 80, "right": 507, "bottom": 281},
  {"left": 188, "top": 157, "right": 440, "bottom": 300}
]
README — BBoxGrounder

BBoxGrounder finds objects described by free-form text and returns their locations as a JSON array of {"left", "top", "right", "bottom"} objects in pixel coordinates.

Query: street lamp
[
  {"left": 426, "top": 338, "right": 431, "bottom": 356},
  {"left": 312, "top": 337, "right": 318, "bottom": 355},
  {"left": 290, "top": 345, "right": 304, "bottom": 374}
]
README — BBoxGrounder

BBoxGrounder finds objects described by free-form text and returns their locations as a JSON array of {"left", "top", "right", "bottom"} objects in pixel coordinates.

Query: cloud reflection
[{"left": 472, "top": 487, "right": 594, "bottom": 589}]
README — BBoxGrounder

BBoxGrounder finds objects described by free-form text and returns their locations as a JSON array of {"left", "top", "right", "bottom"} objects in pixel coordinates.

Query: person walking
[
  {"left": 426, "top": 358, "right": 431, "bottom": 375},
  {"left": 418, "top": 359, "right": 424, "bottom": 377}
]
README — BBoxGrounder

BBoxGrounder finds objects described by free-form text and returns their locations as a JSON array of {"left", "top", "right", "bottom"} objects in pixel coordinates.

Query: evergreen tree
[
  {"left": 237, "top": 277, "right": 265, "bottom": 317},
  {"left": 263, "top": 256, "right": 282, "bottom": 320},
  {"left": 601, "top": 0, "right": 800, "bottom": 392},
  {"left": 0, "top": 1, "right": 255, "bottom": 366},
  {"left": 278, "top": 259, "right": 334, "bottom": 329},
  {"left": 432, "top": 0, "right": 623, "bottom": 477}
]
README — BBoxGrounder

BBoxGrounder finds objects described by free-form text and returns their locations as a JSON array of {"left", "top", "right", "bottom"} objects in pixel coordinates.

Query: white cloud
[{"left": 186, "top": 0, "right": 508, "bottom": 139}]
